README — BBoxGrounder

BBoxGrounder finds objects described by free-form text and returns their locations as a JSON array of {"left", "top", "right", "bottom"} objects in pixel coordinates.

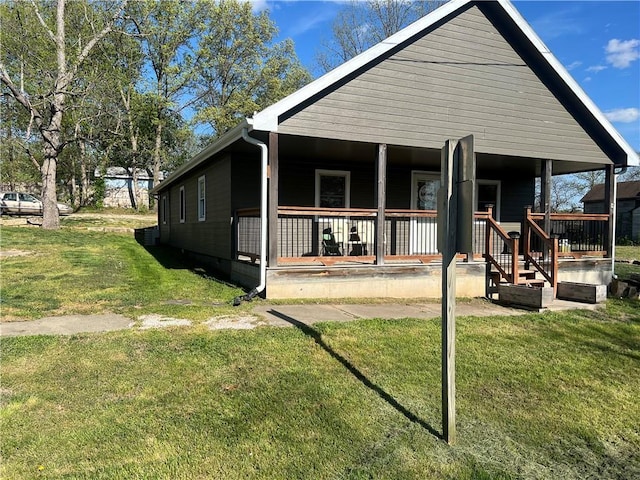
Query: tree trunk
[
  {"left": 80, "top": 145, "right": 90, "bottom": 207},
  {"left": 41, "top": 149, "right": 60, "bottom": 230}
]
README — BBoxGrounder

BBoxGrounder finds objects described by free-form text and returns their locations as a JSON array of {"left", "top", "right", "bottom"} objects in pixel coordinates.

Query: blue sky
[{"left": 250, "top": 0, "right": 640, "bottom": 152}]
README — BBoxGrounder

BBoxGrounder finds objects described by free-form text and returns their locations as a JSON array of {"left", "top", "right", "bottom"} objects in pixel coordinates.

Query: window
[
  {"left": 19, "top": 193, "right": 38, "bottom": 202},
  {"left": 179, "top": 186, "right": 185, "bottom": 223},
  {"left": 161, "top": 195, "right": 168, "bottom": 224},
  {"left": 315, "top": 170, "right": 351, "bottom": 208},
  {"left": 197, "top": 175, "right": 206, "bottom": 221},
  {"left": 476, "top": 180, "right": 501, "bottom": 220}
]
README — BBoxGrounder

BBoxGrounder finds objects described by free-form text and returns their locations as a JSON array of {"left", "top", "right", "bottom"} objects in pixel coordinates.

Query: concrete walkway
[{"left": 0, "top": 298, "right": 599, "bottom": 337}]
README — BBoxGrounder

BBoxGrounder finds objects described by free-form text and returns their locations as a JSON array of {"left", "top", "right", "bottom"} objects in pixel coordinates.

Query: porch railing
[
  {"left": 235, "top": 206, "right": 610, "bottom": 282},
  {"left": 527, "top": 208, "right": 608, "bottom": 257},
  {"left": 236, "top": 208, "right": 262, "bottom": 262},
  {"left": 275, "top": 206, "right": 489, "bottom": 263}
]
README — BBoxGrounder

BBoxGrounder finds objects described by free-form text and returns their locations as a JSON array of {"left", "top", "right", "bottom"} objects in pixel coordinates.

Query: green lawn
[
  {"left": 0, "top": 225, "right": 245, "bottom": 321},
  {"left": 1, "top": 304, "right": 639, "bottom": 479},
  {"left": 614, "top": 245, "right": 640, "bottom": 281},
  {"left": 1, "top": 221, "right": 639, "bottom": 478}
]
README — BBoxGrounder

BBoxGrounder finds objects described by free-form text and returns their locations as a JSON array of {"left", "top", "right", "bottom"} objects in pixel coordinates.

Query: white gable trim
[
  {"left": 250, "top": 0, "right": 468, "bottom": 132},
  {"left": 157, "top": 0, "right": 638, "bottom": 195},
  {"left": 250, "top": 0, "right": 638, "bottom": 167}
]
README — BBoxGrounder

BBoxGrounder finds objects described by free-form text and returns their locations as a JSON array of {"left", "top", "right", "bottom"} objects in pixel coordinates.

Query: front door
[{"left": 410, "top": 172, "right": 440, "bottom": 254}]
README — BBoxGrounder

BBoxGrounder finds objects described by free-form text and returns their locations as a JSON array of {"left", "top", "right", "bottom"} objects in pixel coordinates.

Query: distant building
[
  {"left": 95, "top": 167, "right": 164, "bottom": 209},
  {"left": 582, "top": 180, "right": 640, "bottom": 242}
]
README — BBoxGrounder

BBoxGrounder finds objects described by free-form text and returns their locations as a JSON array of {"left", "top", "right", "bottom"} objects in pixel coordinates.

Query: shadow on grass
[
  {"left": 134, "top": 231, "right": 244, "bottom": 292},
  {"left": 268, "top": 309, "right": 442, "bottom": 441}
]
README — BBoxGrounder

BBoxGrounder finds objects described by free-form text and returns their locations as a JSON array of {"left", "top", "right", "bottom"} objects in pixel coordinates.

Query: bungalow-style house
[
  {"left": 151, "top": 0, "right": 639, "bottom": 301},
  {"left": 582, "top": 180, "right": 640, "bottom": 243}
]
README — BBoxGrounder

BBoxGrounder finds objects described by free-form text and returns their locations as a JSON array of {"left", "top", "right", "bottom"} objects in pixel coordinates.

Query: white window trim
[
  {"left": 315, "top": 169, "right": 351, "bottom": 208},
  {"left": 475, "top": 179, "right": 501, "bottom": 220},
  {"left": 179, "top": 186, "right": 186, "bottom": 223},
  {"left": 410, "top": 170, "right": 440, "bottom": 210},
  {"left": 197, "top": 175, "right": 206, "bottom": 222}
]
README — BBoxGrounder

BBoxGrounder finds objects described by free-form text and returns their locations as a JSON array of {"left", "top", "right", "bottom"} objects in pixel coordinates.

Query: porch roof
[{"left": 153, "top": 0, "right": 638, "bottom": 195}]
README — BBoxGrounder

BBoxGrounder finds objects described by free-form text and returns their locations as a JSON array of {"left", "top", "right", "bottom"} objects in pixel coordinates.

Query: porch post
[
  {"left": 604, "top": 164, "right": 615, "bottom": 258},
  {"left": 268, "top": 132, "right": 279, "bottom": 266},
  {"left": 376, "top": 144, "right": 387, "bottom": 265},
  {"left": 540, "top": 159, "right": 552, "bottom": 234}
]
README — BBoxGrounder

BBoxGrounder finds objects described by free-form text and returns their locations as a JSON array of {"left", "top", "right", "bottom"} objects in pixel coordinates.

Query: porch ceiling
[{"left": 275, "top": 134, "right": 607, "bottom": 176}]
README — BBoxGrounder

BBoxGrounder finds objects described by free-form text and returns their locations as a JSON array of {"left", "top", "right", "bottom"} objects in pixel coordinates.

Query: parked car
[{"left": 0, "top": 192, "right": 73, "bottom": 216}]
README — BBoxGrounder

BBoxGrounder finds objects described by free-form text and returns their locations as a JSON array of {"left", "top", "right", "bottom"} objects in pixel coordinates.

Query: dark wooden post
[
  {"left": 540, "top": 159, "right": 552, "bottom": 235},
  {"left": 523, "top": 206, "right": 532, "bottom": 264},
  {"left": 604, "top": 164, "right": 615, "bottom": 258},
  {"left": 440, "top": 139, "right": 458, "bottom": 445},
  {"left": 376, "top": 144, "right": 387, "bottom": 265},
  {"left": 268, "top": 132, "right": 279, "bottom": 266},
  {"left": 485, "top": 205, "right": 493, "bottom": 256}
]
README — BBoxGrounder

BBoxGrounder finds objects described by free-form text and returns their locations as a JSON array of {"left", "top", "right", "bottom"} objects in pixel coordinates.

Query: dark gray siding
[
  {"left": 278, "top": 5, "right": 609, "bottom": 165},
  {"left": 276, "top": 155, "right": 535, "bottom": 222},
  {"left": 159, "top": 191, "right": 171, "bottom": 239},
  {"left": 587, "top": 199, "right": 640, "bottom": 240},
  {"left": 161, "top": 155, "right": 232, "bottom": 259},
  {"left": 231, "top": 154, "right": 261, "bottom": 210},
  {"left": 583, "top": 202, "right": 606, "bottom": 215}
]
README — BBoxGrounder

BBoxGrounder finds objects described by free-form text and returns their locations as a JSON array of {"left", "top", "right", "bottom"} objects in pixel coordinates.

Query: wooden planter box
[
  {"left": 557, "top": 282, "right": 607, "bottom": 304},
  {"left": 498, "top": 284, "right": 554, "bottom": 309}
]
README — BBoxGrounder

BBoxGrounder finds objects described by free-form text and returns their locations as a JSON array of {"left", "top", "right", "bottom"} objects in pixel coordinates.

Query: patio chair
[
  {"left": 347, "top": 226, "right": 367, "bottom": 256},
  {"left": 322, "top": 227, "right": 343, "bottom": 256}
]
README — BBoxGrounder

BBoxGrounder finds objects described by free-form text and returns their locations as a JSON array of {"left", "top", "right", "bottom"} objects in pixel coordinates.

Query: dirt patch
[
  {"left": 138, "top": 314, "right": 192, "bottom": 330},
  {"left": 205, "top": 315, "right": 266, "bottom": 330},
  {"left": 136, "top": 314, "right": 265, "bottom": 331},
  {"left": 0, "top": 249, "right": 33, "bottom": 258}
]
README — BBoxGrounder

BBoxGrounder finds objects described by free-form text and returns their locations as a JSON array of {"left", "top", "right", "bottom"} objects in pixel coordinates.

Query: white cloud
[
  {"left": 604, "top": 108, "right": 640, "bottom": 123},
  {"left": 565, "top": 61, "right": 582, "bottom": 71},
  {"left": 586, "top": 65, "right": 607, "bottom": 73},
  {"left": 286, "top": 9, "right": 337, "bottom": 37},
  {"left": 531, "top": 8, "right": 584, "bottom": 40},
  {"left": 605, "top": 38, "right": 640, "bottom": 69}
]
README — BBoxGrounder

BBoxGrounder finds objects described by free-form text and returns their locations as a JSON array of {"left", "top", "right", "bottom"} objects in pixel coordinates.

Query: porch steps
[{"left": 488, "top": 266, "right": 547, "bottom": 298}]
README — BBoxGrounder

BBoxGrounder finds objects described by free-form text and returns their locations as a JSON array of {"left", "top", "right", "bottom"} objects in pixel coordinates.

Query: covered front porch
[
  {"left": 226, "top": 131, "right": 618, "bottom": 300},
  {"left": 234, "top": 203, "right": 613, "bottom": 300}
]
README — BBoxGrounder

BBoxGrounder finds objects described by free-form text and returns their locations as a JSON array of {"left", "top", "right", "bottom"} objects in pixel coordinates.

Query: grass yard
[
  {"left": 1, "top": 303, "right": 639, "bottom": 479},
  {"left": 615, "top": 245, "right": 640, "bottom": 281},
  {"left": 1, "top": 218, "right": 639, "bottom": 478},
  {"left": 0, "top": 224, "right": 246, "bottom": 321}
]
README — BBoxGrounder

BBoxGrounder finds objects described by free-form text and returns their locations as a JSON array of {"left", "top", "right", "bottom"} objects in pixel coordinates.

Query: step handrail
[
  {"left": 524, "top": 207, "right": 559, "bottom": 293},
  {"left": 484, "top": 206, "right": 519, "bottom": 284}
]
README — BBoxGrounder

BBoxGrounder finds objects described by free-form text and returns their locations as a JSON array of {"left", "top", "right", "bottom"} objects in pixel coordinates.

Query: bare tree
[{"left": 317, "top": 0, "right": 442, "bottom": 73}]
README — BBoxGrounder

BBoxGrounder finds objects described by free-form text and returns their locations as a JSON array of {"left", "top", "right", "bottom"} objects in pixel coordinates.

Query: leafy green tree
[
  {"left": 0, "top": 0, "right": 127, "bottom": 228},
  {"left": 317, "top": 0, "right": 442, "bottom": 73},
  {"left": 0, "top": 93, "right": 40, "bottom": 190},
  {"left": 127, "top": 0, "right": 203, "bottom": 193},
  {"left": 191, "top": 0, "right": 311, "bottom": 138}
]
